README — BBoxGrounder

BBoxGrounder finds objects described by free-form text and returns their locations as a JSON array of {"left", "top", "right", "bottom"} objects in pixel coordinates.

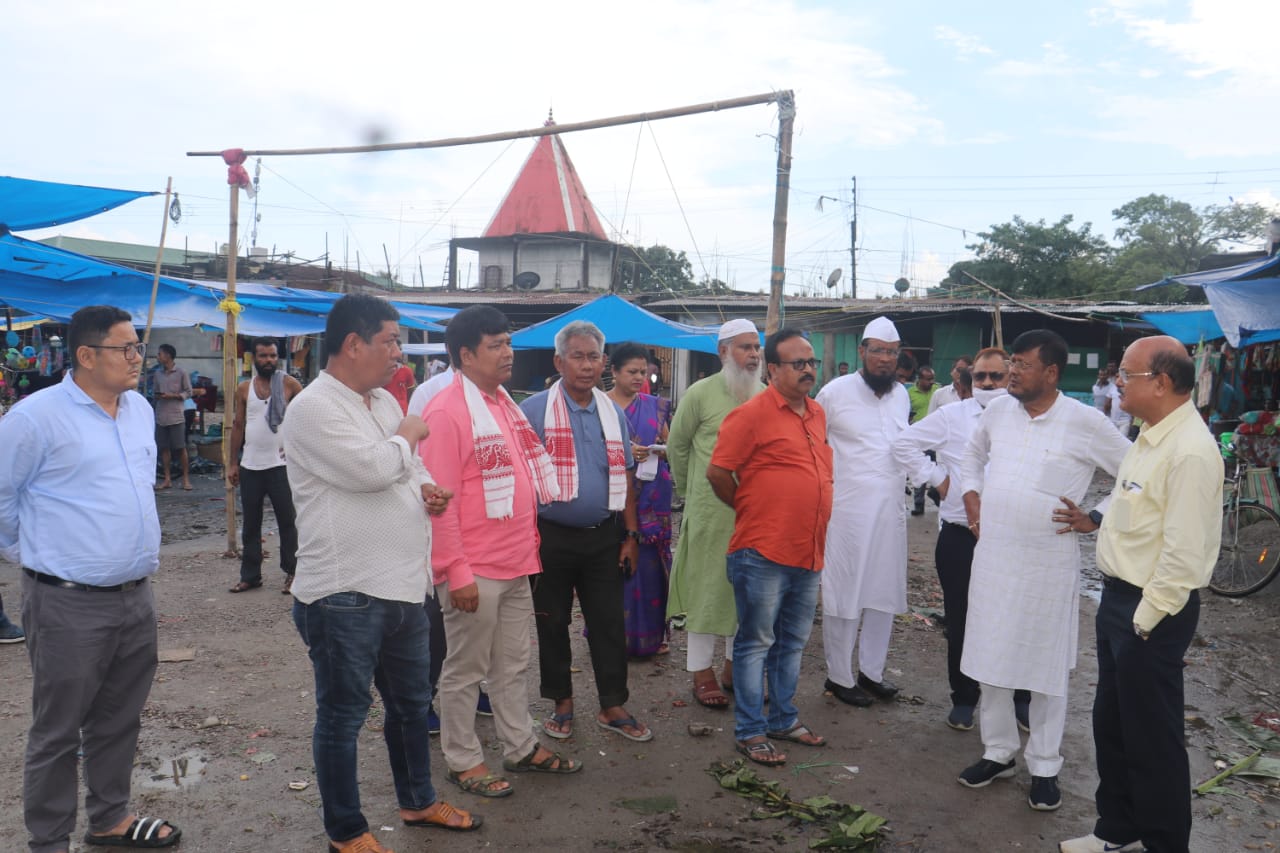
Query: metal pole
[
  {"left": 140, "top": 177, "right": 173, "bottom": 389},
  {"left": 765, "top": 91, "right": 796, "bottom": 335},
  {"left": 850, "top": 176, "right": 858, "bottom": 300}
]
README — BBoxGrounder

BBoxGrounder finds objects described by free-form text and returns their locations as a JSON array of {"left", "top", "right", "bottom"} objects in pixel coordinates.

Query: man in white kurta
[
  {"left": 958, "top": 329, "right": 1131, "bottom": 812},
  {"left": 817, "top": 316, "right": 932, "bottom": 706}
]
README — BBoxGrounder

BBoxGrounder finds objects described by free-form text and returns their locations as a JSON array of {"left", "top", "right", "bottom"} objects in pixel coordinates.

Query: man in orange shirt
[{"left": 708, "top": 329, "right": 834, "bottom": 767}]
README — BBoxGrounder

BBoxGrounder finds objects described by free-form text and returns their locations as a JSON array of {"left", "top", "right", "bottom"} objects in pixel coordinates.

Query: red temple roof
[{"left": 482, "top": 118, "right": 608, "bottom": 240}]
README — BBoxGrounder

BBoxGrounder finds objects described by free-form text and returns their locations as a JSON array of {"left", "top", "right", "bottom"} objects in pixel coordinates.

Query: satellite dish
[
  {"left": 825, "top": 268, "right": 843, "bottom": 289},
  {"left": 893, "top": 277, "right": 911, "bottom": 294},
  {"left": 514, "top": 271, "right": 541, "bottom": 291}
]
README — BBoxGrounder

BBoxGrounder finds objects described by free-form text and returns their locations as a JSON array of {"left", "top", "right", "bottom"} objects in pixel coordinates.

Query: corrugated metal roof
[{"left": 482, "top": 119, "right": 608, "bottom": 241}]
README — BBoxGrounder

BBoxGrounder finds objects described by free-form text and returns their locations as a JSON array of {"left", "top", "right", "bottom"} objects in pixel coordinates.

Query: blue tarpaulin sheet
[
  {"left": 1138, "top": 257, "right": 1280, "bottom": 347},
  {"left": 1138, "top": 310, "right": 1223, "bottom": 344},
  {"left": 510, "top": 294, "right": 731, "bottom": 354},
  {"left": 0, "top": 176, "right": 155, "bottom": 231}
]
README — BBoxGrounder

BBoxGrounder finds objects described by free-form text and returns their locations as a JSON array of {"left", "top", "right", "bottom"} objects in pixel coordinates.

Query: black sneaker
[
  {"left": 824, "top": 678, "right": 873, "bottom": 707},
  {"left": 1029, "top": 775, "right": 1061, "bottom": 811},
  {"left": 958, "top": 758, "right": 1016, "bottom": 788},
  {"left": 856, "top": 671, "right": 899, "bottom": 700},
  {"left": 946, "top": 705, "right": 975, "bottom": 731}
]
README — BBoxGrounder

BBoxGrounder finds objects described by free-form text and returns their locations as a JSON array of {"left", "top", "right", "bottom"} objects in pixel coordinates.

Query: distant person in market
[
  {"left": 152, "top": 342, "right": 193, "bottom": 491},
  {"left": 928, "top": 355, "right": 973, "bottom": 415},
  {"left": 607, "top": 342, "right": 674, "bottom": 658},
  {"left": 227, "top": 337, "right": 303, "bottom": 594},
  {"left": 666, "top": 318, "right": 764, "bottom": 708},
  {"left": 0, "top": 305, "right": 181, "bottom": 852}
]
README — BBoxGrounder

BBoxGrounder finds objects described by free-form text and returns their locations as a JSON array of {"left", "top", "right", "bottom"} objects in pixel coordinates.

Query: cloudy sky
[{"left": 4, "top": 0, "right": 1278, "bottom": 300}]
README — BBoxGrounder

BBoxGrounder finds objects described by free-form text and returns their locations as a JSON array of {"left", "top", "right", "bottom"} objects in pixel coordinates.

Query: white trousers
[
  {"left": 978, "top": 683, "right": 1067, "bottom": 777},
  {"left": 822, "top": 609, "right": 893, "bottom": 687},
  {"left": 686, "top": 630, "right": 733, "bottom": 672},
  {"left": 438, "top": 576, "right": 538, "bottom": 771}
]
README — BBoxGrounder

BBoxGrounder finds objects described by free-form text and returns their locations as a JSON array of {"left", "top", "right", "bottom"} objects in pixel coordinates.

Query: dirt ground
[{"left": 3, "top": 470, "right": 1280, "bottom": 852}]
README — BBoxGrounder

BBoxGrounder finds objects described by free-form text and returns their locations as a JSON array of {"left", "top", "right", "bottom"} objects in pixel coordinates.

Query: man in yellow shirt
[{"left": 1056, "top": 336, "right": 1222, "bottom": 853}]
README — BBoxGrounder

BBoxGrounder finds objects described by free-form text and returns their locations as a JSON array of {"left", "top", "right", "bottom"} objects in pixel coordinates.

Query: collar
[
  {"left": 62, "top": 370, "right": 129, "bottom": 413},
  {"left": 765, "top": 382, "right": 814, "bottom": 417},
  {"left": 1137, "top": 398, "right": 1196, "bottom": 447},
  {"left": 558, "top": 385, "right": 596, "bottom": 413}
]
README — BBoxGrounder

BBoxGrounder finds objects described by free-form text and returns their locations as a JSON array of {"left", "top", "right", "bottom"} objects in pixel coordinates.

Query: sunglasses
[{"left": 972, "top": 371, "right": 1006, "bottom": 382}]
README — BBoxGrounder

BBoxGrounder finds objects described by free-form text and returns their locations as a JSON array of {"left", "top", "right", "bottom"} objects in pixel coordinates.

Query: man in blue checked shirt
[{"left": 0, "top": 305, "right": 180, "bottom": 852}]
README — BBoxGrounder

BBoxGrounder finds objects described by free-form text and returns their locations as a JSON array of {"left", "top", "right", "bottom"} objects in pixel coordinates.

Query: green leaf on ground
[
  {"left": 615, "top": 794, "right": 678, "bottom": 814},
  {"left": 709, "top": 760, "right": 885, "bottom": 850},
  {"left": 1220, "top": 715, "right": 1280, "bottom": 751}
]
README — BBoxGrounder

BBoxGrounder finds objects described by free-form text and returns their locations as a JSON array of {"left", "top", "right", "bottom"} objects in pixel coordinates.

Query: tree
[
  {"left": 616, "top": 244, "right": 695, "bottom": 293},
  {"left": 936, "top": 215, "right": 1112, "bottom": 299},
  {"left": 1110, "top": 194, "right": 1274, "bottom": 297}
]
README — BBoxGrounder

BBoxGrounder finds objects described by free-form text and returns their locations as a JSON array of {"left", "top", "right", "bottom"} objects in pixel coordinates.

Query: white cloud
[{"left": 934, "top": 25, "right": 994, "bottom": 59}]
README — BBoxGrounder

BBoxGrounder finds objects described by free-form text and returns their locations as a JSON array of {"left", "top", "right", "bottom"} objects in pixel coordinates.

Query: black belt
[
  {"left": 24, "top": 568, "right": 147, "bottom": 593},
  {"left": 538, "top": 512, "right": 620, "bottom": 531},
  {"left": 942, "top": 521, "right": 973, "bottom": 532},
  {"left": 1100, "top": 574, "right": 1143, "bottom": 596}
]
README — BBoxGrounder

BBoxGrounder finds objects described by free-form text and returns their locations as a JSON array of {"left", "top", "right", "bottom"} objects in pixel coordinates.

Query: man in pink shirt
[{"left": 420, "top": 306, "right": 581, "bottom": 799}]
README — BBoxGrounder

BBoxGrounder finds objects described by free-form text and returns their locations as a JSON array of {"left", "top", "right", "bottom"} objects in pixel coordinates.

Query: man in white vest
[
  {"left": 817, "top": 316, "right": 931, "bottom": 707},
  {"left": 957, "top": 329, "right": 1130, "bottom": 812}
]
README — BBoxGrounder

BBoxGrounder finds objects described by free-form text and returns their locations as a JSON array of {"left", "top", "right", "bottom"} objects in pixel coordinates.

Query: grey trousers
[{"left": 21, "top": 573, "right": 158, "bottom": 853}]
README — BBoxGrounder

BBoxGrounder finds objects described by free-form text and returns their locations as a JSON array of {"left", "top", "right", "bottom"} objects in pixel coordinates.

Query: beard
[
  {"left": 254, "top": 361, "right": 277, "bottom": 379},
  {"left": 861, "top": 368, "right": 897, "bottom": 396},
  {"left": 722, "top": 358, "right": 763, "bottom": 403}
]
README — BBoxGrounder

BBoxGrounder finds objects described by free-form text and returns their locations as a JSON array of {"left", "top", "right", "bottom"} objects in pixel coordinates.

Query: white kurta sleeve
[
  {"left": 892, "top": 408, "right": 952, "bottom": 489},
  {"left": 960, "top": 406, "right": 994, "bottom": 497},
  {"left": 1085, "top": 408, "right": 1132, "bottom": 514}
]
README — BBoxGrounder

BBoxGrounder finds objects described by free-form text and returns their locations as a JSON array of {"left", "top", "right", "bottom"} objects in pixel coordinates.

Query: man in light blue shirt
[{"left": 0, "top": 305, "right": 179, "bottom": 853}]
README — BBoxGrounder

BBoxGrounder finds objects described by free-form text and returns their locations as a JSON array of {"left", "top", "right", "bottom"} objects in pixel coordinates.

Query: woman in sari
[{"left": 608, "top": 343, "right": 673, "bottom": 658}]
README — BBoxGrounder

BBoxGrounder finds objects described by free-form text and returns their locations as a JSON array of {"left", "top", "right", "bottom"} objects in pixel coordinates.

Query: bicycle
[{"left": 1209, "top": 440, "right": 1280, "bottom": 597}]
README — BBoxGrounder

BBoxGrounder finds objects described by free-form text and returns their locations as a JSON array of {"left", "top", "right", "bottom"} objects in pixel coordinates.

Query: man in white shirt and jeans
[{"left": 285, "top": 294, "right": 480, "bottom": 852}]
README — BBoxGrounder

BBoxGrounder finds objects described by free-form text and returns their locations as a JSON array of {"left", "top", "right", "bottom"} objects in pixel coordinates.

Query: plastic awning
[
  {"left": 1138, "top": 256, "right": 1280, "bottom": 347},
  {"left": 510, "top": 294, "right": 734, "bottom": 354},
  {"left": 0, "top": 176, "right": 156, "bottom": 231},
  {"left": 1138, "top": 310, "right": 1224, "bottom": 345}
]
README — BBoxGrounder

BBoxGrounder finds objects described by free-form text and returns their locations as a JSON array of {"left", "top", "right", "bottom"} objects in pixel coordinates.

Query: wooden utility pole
[
  {"left": 764, "top": 92, "right": 795, "bottom": 335},
  {"left": 223, "top": 189, "right": 240, "bottom": 555}
]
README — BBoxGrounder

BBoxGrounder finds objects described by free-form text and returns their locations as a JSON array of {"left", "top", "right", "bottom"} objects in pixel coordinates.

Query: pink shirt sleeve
[{"left": 419, "top": 405, "right": 474, "bottom": 591}]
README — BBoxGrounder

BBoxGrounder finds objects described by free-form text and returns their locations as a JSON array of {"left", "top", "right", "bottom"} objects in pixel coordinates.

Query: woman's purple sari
[{"left": 621, "top": 393, "right": 672, "bottom": 656}]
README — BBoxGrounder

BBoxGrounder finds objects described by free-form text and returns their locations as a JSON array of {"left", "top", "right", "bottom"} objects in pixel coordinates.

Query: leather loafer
[
  {"left": 824, "top": 678, "right": 873, "bottom": 707},
  {"left": 857, "top": 672, "right": 899, "bottom": 700}
]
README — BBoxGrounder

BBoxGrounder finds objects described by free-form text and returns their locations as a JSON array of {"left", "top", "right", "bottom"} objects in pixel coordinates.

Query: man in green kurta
[{"left": 667, "top": 319, "right": 764, "bottom": 708}]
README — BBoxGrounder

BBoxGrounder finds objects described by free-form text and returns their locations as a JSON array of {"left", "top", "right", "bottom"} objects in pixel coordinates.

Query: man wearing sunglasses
[
  {"left": 818, "top": 316, "right": 931, "bottom": 708},
  {"left": 0, "top": 306, "right": 182, "bottom": 852}
]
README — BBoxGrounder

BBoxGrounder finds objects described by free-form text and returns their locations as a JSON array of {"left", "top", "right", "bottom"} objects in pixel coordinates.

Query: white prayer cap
[
  {"left": 862, "top": 316, "right": 900, "bottom": 344},
  {"left": 717, "top": 318, "right": 758, "bottom": 342}
]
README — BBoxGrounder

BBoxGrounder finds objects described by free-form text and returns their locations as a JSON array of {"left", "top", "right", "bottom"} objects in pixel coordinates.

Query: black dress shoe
[
  {"left": 824, "top": 678, "right": 873, "bottom": 707},
  {"left": 857, "top": 672, "right": 900, "bottom": 700}
]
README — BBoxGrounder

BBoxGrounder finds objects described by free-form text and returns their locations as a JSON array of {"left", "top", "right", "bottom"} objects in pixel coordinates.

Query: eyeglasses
[
  {"left": 87, "top": 342, "right": 147, "bottom": 359},
  {"left": 972, "top": 371, "right": 1006, "bottom": 382},
  {"left": 1008, "top": 358, "right": 1039, "bottom": 372},
  {"left": 778, "top": 358, "right": 821, "bottom": 371},
  {"left": 863, "top": 346, "right": 900, "bottom": 359},
  {"left": 1117, "top": 369, "right": 1157, "bottom": 383}
]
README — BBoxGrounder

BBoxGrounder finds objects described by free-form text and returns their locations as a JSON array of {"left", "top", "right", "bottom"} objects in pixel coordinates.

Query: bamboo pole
[
  {"left": 187, "top": 93, "right": 785, "bottom": 158},
  {"left": 765, "top": 92, "right": 796, "bottom": 335},
  {"left": 223, "top": 188, "right": 240, "bottom": 556},
  {"left": 142, "top": 178, "right": 173, "bottom": 348}
]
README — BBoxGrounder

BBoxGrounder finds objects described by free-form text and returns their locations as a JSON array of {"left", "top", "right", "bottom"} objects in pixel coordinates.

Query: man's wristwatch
[
  {"left": 1088, "top": 509, "right": 1104, "bottom": 528},
  {"left": 1133, "top": 623, "right": 1151, "bottom": 640},
  {"left": 624, "top": 530, "right": 641, "bottom": 542}
]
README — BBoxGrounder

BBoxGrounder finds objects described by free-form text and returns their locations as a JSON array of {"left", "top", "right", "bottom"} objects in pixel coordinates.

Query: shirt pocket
[
  {"left": 1033, "top": 451, "right": 1075, "bottom": 498},
  {"left": 1106, "top": 485, "right": 1155, "bottom": 537}
]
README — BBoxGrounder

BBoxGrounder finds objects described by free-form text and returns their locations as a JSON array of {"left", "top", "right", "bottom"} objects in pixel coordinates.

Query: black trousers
[
  {"left": 935, "top": 523, "right": 1029, "bottom": 709},
  {"left": 238, "top": 465, "right": 298, "bottom": 584},
  {"left": 935, "top": 523, "right": 981, "bottom": 707},
  {"left": 423, "top": 589, "right": 446, "bottom": 699},
  {"left": 1093, "top": 581, "right": 1198, "bottom": 853},
  {"left": 532, "top": 518, "right": 629, "bottom": 709}
]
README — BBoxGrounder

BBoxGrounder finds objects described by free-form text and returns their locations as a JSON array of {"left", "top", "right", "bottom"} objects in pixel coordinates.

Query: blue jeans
[
  {"left": 726, "top": 549, "right": 820, "bottom": 742},
  {"left": 293, "top": 592, "right": 437, "bottom": 843}
]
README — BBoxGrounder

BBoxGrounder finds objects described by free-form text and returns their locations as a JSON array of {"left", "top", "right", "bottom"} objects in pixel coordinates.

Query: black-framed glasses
[
  {"left": 86, "top": 342, "right": 146, "bottom": 359},
  {"left": 972, "top": 371, "right": 1006, "bottom": 382},
  {"left": 779, "top": 358, "right": 821, "bottom": 371}
]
